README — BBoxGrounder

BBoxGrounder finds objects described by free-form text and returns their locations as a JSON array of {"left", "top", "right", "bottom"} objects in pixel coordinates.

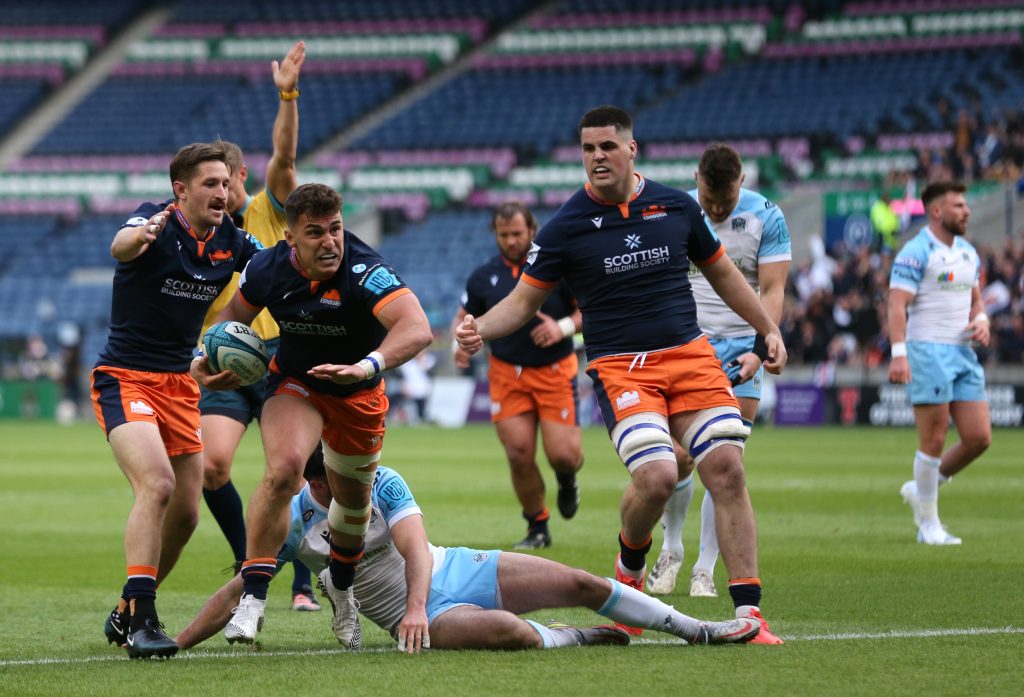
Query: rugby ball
[{"left": 202, "top": 321, "right": 270, "bottom": 386}]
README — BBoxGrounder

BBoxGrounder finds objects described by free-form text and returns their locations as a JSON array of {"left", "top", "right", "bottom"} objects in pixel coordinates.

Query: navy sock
[
  {"left": 329, "top": 542, "right": 363, "bottom": 591},
  {"left": 524, "top": 508, "right": 550, "bottom": 535},
  {"left": 240, "top": 558, "right": 277, "bottom": 600},
  {"left": 202, "top": 481, "right": 247, "bottom": 562},
  {"left": 618, "top": 533, "right": 652, "bottom": 572},
  {"left": 291, "top": 559, "right": 313, "bottom": 594}
]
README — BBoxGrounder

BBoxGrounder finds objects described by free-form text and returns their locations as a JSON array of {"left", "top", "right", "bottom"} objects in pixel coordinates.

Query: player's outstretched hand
[
  {"left": 762, "top": 331, "right": 787, "bottom": 374},
  {"left": 273, "top": 40, "right": 305, "bottom": 92},
  {"left": 138, "top": 202, "right": 174, "bottom": 246},
  {"left": 190, "top": 355, "right": 242, "bottom": 391},
  {"left": 456, "top": 314, "right": 483, "bottom": 355},
  {"left": 308, "top": 363, "right": 370, "bottom": 384},
  {"left": 396, "top": 610, "right": 430, "bottom": 654}
]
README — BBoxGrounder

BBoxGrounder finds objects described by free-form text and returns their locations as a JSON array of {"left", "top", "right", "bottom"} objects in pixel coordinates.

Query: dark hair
[
  {"left": 491, "top": 201, "right": 536, "bottom": 233},
  {"left": 302, "top": 442, "right": 326, "bottom": 482},
  {"left": 169, "top": 142, "right": 228, "bottom": 187},
  {"left": 698, "top": 143, "right": 743, "bottom": 192},
  {"left": 921, "top": 181, "right": 966, "bottom": 209},
  {"left": 285, "top": 183, "right": 343, "bottom": 227},
  {"left": 578, "top": 105, "right": 633, "bottom": 137},
  {"left": 213, "top": 139, "right": 245, "bottom": 176}
]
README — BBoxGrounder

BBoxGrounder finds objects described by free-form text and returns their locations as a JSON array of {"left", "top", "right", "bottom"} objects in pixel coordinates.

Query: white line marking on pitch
[{"left": 2, "top": 626, "right": 1021, "bottom": 667}]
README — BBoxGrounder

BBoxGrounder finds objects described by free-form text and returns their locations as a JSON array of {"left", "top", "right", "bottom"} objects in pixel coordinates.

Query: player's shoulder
[
  {"left": 467, "top": 254, "right": 503, "bottom": 281},
  {"left": 737, "top": 188, "right": 784, "bottom": 220},
  {"left": 124, "top": 200, "right": 168, "bottom": 226}
]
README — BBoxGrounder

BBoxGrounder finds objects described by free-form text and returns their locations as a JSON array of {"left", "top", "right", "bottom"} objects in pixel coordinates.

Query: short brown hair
[
  {"left": 491, "top": 201, "right": 536, "bottom": 233},
  {"left": 578, "top": 105, "right": 633, "bottom": 138},
  {"left": 921, "top": 180, "right": 966, "bottom": 209},
  {"left": 168, "top": 142, "right": 228, "bottom": 187},
  {"left": 285, "top": 183, "right": 342, "bottom": 227},
  {"left": 698, "top": 143, "right": 743, "bottom": 192},
  {"left": 213, "top": 139, "right": 245, "bottom": 176}
]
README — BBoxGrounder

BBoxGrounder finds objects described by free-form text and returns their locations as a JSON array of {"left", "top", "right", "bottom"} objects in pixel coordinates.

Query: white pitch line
[{"left": 2, "top": 626, "right": 1021, "bottom": 667}]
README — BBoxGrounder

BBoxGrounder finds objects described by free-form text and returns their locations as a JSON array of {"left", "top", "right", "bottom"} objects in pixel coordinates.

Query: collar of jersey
[
  {"left": 172, "top": 205, "right": 217, "bottom": 257},
  {"left": 289, "top": 247, "right": 322, "bottom": 294},
  {"left": 585, "top": 172, "right": 645, "bottom": 215},
  {"left": 499, "top": 254, "right": 522, "bottom": 278},
  {"left": 923, "top": 225, "right": 958, "bottom": 250}
]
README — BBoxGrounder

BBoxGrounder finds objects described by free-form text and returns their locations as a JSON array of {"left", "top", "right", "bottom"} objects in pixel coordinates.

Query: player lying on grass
[{"left": 175, "top": 444, "right": 762, "bottom": 652}]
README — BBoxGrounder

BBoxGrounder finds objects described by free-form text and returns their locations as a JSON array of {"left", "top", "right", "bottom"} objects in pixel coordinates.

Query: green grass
[{"left": 1, "top": 422, "right": 1022, "bottom": 696}]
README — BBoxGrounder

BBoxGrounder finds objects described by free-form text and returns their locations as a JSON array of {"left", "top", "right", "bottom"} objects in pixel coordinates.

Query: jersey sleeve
[
  {"left": 890, "top": 241, "right": 927, "bottom": 295},
  {"left": 237, "top": 230, "right": 265, "bottom": 269},
  {"left": 355, "top": 260, "right": 412, "bottom": 315},
  {"left": 685, "top": 203, "right": 724, "bottom": 266},
  {"left": 522, "top": 227, "right": 564, "bottom": 290},
  {"left": 236, "top": 250, "right": 270, "bottom": 310},
  {"left": 121, "top": 202, "right": 162, "bottom": 229},
  {"left": 372, "top": 467, "right": 422, "bottom": 528},
  {"left": 462, "top": 268, "right": 487, "bottom": 316},
  {"left": 757, "top": 201, "right": 792, "bottom": 264}
]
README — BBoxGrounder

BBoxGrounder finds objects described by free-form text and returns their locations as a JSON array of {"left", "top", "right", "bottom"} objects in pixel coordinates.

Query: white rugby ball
[{"left": 202, "top": 321, "right": 270, "bottom": 386}]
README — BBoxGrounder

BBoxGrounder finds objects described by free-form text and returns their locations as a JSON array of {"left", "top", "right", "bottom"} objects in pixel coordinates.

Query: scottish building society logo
[{"left": 604, "top": 234, "right": 670, "bottom": 275}]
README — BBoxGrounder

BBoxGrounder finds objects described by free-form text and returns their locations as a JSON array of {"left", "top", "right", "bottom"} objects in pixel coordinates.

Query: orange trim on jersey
[
  {"left": 584, "top": 173, "right": 645, "bottom": 219},
  {"left": 500, "top": 255, "right": 521, "bottom": 279},
  {"left": 619, "top": 533, "right": 653, "bottom": 550},
  {"left": 521, "top": 273, "right": 556, "bottom": 290},
  {"left": 372, "top": 287, "right": 412, "bottom": 316},
  {"left": 728, "top": 577, "right": 762, "bottom": 586},
  {"left": 693, "top": 244, "right": 727, "bottom": 268},
  {"left": 126, "top": 565, "right": 158, "bottom": 578}
]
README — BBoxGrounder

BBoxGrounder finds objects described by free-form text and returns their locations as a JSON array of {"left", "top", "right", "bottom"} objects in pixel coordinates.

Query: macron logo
[
  {"left": 129, "top": 400, "right": 154, "bottom": 416},
  {"left": 591, "top": 217, "right": 603, "bottom": 229},
  {"left": 616, "top": 391, "right": 640, "bottom": 411}
]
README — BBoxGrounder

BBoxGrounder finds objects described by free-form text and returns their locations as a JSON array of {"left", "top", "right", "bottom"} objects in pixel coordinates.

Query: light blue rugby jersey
[
  {"left": 279, "top": 466, "right": 423, "bottom": 634},
  {"left": 889, "top": 227, "right": 980, "bottom": 345},
  {"left": 687, "top": 187, "right": 792, "bottom": 337}
]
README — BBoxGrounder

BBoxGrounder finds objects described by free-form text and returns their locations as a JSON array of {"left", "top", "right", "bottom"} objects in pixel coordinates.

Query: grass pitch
[{"left": 0, "top": 421, "right": 1021, "bottom": 696}]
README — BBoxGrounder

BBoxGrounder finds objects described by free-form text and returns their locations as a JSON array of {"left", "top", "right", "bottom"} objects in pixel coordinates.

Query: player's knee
[
  {"left": 964, "top": 430, "right": 992, "bottom": 456},
  {"left": 139, "top": 471, "right": 177, "bottom": 508},
  {"left": 699, "top": 453, "right": 747, "bottom": 496},
  {"left": 611, "top": 412, "right": 675, "bottom": 473},
  {"left": 568, "top": 568, "right": 608, "bottom": 607},
  {"left": 264, "top": 454, "right": 306, "bottom": 497},
  {"left": 202, "top": 458, "right": 231, "bottom": 489},
  {"left": 546, "top": 445, "right": 582, "bottom": 472},
  {"left": 682, "top": 406, "right": 750, "bottom": 466}
]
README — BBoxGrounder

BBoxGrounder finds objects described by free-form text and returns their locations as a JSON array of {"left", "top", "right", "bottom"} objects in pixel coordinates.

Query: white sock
[
  {"left": 914, "top": 450, "right": 941, "bottom": 524},
  {"left": 659, "top": 475, "right": 694, "bottom": 556},
  {"left": 597, "top": 579, "right": 702, "bottom": 642},
  {"left": 526, "top": 620, "right": 582, "bottom": 649},
  {"left": 693, "top": 489, "right": 719, "bottom": 574}
]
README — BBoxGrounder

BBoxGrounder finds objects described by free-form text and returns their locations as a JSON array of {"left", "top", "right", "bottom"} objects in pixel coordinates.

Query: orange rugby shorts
[
  {"left": 586, "top": 336, "right": 737, "bottom": 429},
  {"left": 90, "top": 366, "right": 203, "bottom": 456},
  {"left": 488, "top": 353, "right": 579, "bottom": 425},
  {"left": 268, "top": 377, "right": 388, "bottom": 456}
]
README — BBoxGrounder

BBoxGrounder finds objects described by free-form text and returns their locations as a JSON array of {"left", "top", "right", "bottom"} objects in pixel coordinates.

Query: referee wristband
[
  {"left": 356, "top": 351, "right": 385, "bottom": 379},
  {"left": 557, "top": 316, "right": 576, "bottom": 339},
  {"left": 891, "top": 342, "right": 907, "bottom": 358},
  {"left": 279, "top": 88, "right": 300, "bottom": 101}
]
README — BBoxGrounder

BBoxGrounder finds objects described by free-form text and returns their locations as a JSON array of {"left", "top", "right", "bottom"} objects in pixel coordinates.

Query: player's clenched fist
[{"left": 456, "top": 314, "right": 483, "bottom": 355}]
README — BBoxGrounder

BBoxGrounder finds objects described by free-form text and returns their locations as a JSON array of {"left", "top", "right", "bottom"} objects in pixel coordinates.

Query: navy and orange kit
[
  {"left": 522, "top": 176, "right": 737, "bottom": 428},
  {"left": 237, "top": 233, "right": 412, "bottom": 455},
  {"left": 91, "top": 201, "right": 264, "bottom": 453},
  {"left": 463, "top": 254, "right": 579, "bottom": 424}
]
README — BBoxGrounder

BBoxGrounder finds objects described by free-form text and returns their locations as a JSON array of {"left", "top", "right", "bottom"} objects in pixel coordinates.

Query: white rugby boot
[
  {"left": 317, "top": 568, "right": 362, "bottom": 650},
  {"left": 646, "top": 550, "right": 683, "bottom": 595},
  {"left": 224, "top": 594, "right": 266, "bottom": 644}
]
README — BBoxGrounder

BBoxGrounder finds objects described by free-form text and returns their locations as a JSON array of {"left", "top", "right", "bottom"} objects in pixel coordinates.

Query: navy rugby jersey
[
  {"left": 98, "top": 200, "right": 263, "bottom": 373},
  {"left": 462, "top": 254, "right": 576, "bottom": 367},
  {"left": 237, "top": 233, "right": 411, "bottom": 397},
  {"left": 523, "top": 176, "right": 723, "bottom": 360}
]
